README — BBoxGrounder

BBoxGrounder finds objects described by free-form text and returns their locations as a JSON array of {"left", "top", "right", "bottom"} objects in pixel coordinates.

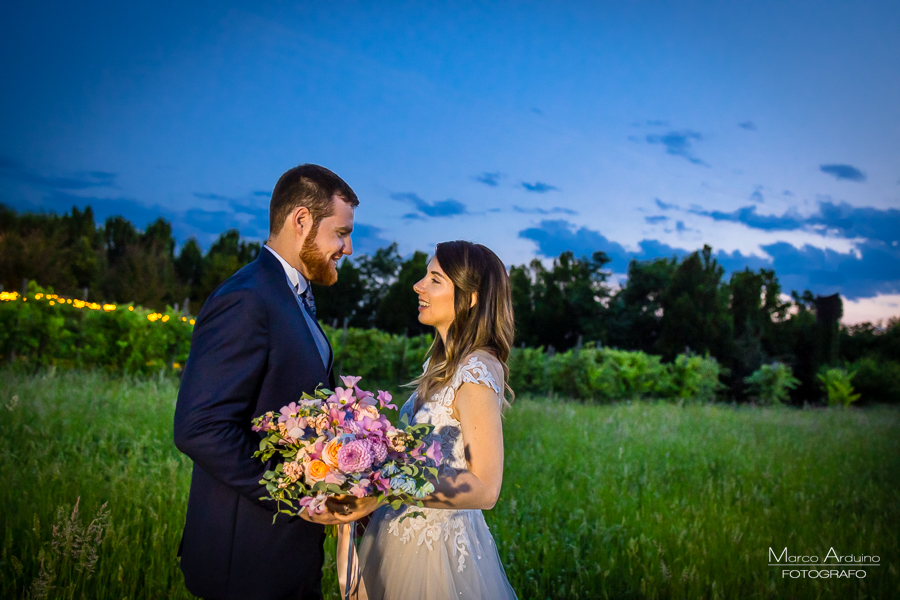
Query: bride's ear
[{"left": 470, "top": 292, "right": 477, "bottom": 309}]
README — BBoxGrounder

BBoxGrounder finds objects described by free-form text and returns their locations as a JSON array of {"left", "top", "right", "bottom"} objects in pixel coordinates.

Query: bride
[{"left": 357, "top": 240, "right": 518, "bottom": 600}]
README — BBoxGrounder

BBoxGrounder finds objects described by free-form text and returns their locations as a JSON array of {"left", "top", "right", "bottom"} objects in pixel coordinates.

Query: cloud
[
  {"left": 391, "top": 192, "right": 468, "bottom": 218},
  {"left": 655, "top": 198, "right": 678, "bottom": 210},
  {"left": 521, "top": 181, "right": 559, "bottom": 193},
  {"left": 690, "top": 200, "right": 900, "bottom": 245},
  {"left": 193, "top": 192, "right": 233, "bottom": 201},
  {"left": 820, "top": 164, "right": 866, "bottom": 182},
  {"left": 750, "top": 185, "right": 764, "bottom": 203},
  {"left": 474, "top": 172, "right": 502, "bottom": 187},
  {"left": 252, "top": 190, "right": 271, "bottom": 197},
  {"left": 0, "top": 157, "right": 117, "bottom": 190},
  {"left": 513, "top": 205, "right": 577, "bottom": 216},
  {"left": 674, "top": 220, "right": 694, "bottom": 234},
  {"left": 644, "top": 130, "right": 708, "bottom": 166},
  {"left": 644, "top": 215, "right": 669, "bottom": 225},
  {"left": 738, "top": 121, "right": 757, "bottom": 131},
  {"left": 518, "top": 219, "right": 900, "bottom": 299}
]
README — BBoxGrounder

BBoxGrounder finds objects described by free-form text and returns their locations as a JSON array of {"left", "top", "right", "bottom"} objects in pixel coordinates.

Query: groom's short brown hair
[{"left": 269, "top": 164, "right": 358, "bottom": 235}]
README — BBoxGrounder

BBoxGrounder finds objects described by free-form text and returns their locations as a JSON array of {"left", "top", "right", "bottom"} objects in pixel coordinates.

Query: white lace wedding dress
[{"left": 357, "top": 353, "right": 518, "bottom": 599}]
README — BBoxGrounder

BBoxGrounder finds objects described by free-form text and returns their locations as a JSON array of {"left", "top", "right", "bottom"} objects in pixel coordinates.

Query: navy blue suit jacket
[{"left": 174, "top": 249, "right": 334, "bottom": 600}]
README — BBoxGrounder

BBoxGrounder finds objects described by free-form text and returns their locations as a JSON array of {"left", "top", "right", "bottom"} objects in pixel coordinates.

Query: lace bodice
[{"left": 387, "top": 354, "right": 504, "bottom": 572}]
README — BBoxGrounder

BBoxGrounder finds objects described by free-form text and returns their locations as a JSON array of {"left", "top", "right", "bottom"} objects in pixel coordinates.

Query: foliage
[
  {"left": 5, "top": 203, "right": 899, "bottom": 406},
  {"left": 849, "top": 356, "right": 900, "bottom": 404},
  {"left": 817, "top": 367, "right": 861, "bottom": 408},
  {"left": 657, "top": 245, "right": 733, "bottom": 362},
  {"left": 2, "top": 370, "right": 899, "bottom": 599},
  {"left": 0, "top": 283, "right": 191, "bottom": 375},
  {"left": 743, "top": 362, "right": 801, "bottom": 406},
  {"left": 509, "top": 251, "right": 611, "bottom": 351},
  {"left": 533, "top": 346, "right": 723, "bottom": 403}
]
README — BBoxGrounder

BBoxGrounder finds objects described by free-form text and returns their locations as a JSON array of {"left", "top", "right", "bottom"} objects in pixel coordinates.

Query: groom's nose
[{"left": 344, "top": 235, "right": 353, "bottom": 257}]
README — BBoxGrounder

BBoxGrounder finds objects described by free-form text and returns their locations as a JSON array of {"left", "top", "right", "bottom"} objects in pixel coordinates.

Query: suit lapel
[{"left": 257, "top": 250, "right": 332, "bottom": 381}]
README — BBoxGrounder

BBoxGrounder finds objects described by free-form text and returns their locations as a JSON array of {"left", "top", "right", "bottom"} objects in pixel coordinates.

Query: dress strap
[{"left": 453, "top": 356, "right": 502, "bottom": 398}]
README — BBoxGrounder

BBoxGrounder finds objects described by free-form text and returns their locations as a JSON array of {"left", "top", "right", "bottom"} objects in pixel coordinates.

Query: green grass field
[{"left": 1, "top": 369, "right": 898, "bottom": 599}]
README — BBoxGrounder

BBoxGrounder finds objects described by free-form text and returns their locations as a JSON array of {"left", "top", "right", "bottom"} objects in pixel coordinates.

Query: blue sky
[{"left": 1, "top": 1, "right": 898, "bottom": 322}]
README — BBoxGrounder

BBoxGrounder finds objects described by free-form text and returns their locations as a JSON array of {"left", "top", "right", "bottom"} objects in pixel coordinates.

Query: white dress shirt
[{"left": 265, "top": 245, "right": 331, "bottom": 369}]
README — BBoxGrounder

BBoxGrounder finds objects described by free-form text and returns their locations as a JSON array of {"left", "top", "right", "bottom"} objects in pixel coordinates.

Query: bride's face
[{"left": 413, "top": 257, "right": 456, "bottom": 334}]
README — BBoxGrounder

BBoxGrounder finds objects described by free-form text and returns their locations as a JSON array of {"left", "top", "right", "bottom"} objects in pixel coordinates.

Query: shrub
[
  {"left": 508, "top": 346, "right": 548, "bottom": 395},
  {"left": 547, "top": 347, "right": 598, "bottom": 401},
  {"left": 817, "top": 367, "right": 861, "bottom": 408},
  {"left": 670, "top": 354, "right": 726, "bottom": 403},
  {"left": 744, "top": 362, "right": 800, "bottom": 406},
  {"left": 849, "top": 356, "right": 900, "bottom": 404}
]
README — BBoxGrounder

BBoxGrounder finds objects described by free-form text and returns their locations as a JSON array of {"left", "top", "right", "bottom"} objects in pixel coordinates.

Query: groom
[{"left": 174, "top": 164, "right": 377, "bottom": 600}]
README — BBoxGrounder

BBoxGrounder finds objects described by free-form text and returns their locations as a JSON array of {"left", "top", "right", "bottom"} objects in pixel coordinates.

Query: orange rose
[
  {"left": 323, "top": 438, "right": 343, "bottom": 468},
  {"left": 304, "top": 459, "right": 330, "bottom": 483}
]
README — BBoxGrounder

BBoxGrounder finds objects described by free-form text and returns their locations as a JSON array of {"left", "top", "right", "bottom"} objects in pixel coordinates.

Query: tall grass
[{"left": 1, "top": 369, "right": 898, "bottom": 599}]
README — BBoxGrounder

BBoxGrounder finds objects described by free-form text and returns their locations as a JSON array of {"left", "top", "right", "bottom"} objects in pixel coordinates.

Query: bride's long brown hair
[{"left": 412, "top": 241, "right": 515, "bottom": 410}]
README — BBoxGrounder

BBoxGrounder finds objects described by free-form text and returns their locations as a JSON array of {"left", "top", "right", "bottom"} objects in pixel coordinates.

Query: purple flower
[
  {"left": 349, "top": 478, "right": 371, "bottom": 498},
  {"left": 332, "top": 387, "right": 355, "bottom": 406},
  {"left": 337, "top": 439, "right": 374, "bottom": 473},
  {"left": 340, "top": 375, "right": 362, "bottom": 388},
  {"left": 278, "top": 402, "right": 301, "bottom": 420},
  {"left": 299, "top": 492, "right": 328, "bottom": 515},
  {"left": 426, "top": 440, "right": 443, "bottom": 464},
  {"left": 377, "top": 390, "right": 397, "bottom": 410},
  {"left": 367, "top": 438, "right": 388, "bottom": 465}
]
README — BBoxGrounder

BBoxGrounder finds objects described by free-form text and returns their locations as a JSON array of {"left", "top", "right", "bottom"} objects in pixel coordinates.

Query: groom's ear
[{"left": 290, "top": 206, "right": 313, "bottom": 239}]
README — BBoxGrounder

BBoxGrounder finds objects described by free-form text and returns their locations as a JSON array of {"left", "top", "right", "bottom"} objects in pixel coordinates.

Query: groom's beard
[{"left": 300, "top": 226, "right": 338, "bottom": 286}]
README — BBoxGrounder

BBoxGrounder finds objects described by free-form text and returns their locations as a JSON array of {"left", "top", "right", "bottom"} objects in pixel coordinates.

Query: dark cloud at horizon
[
  {"left": 474, "top": 172, "right": 502, "bottom": 186},
  {"left": 644, "top": 130, "right": 708, "bottom": 166},
  {"left": 645, "top": 215, "right": 669, "bottom": 224},
  {"left": 820, "top": 164, "right": 866, "bottom": 182},
  {"left": 521, "top": 181, "right": 559, "bottom": 193},
  {"left": 0, "top": 157, "right": 117, "bottom": 191},
  {"left": 391, "top": 192, "right": 469, "bottom": 218},
  {"left": 518, "top": 218, "right": 899, "bottom": 299}
]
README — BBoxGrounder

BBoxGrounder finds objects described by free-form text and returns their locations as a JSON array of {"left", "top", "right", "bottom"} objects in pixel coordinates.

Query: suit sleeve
[{"left": 173, "top": 287, "right": 276, "bottom": 511}]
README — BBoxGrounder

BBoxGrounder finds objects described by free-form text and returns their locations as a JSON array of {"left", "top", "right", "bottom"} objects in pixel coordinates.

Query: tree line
[{"left": 1, "top": 203, "right": 897, "bottom": 403}]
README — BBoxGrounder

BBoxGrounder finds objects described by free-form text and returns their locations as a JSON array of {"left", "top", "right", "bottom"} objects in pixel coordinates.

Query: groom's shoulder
[{"left": 201, "top": 259, "right": 271, "bottom": 314}]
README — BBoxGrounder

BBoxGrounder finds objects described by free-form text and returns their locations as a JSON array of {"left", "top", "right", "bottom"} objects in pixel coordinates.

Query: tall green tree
[
  {"left": 605, "top": 257, "right": 678, "bottom": 353},
  {"left": 656, "top": 245, "right": 732, "bottom": 362},
  {"left": 375, "top": 251, "right": 430, "bottom": 336}
]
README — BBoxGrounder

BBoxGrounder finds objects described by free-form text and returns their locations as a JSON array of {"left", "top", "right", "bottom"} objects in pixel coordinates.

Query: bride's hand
[{"left": 304, "top": 495, "right": 379, "bottom": 525}]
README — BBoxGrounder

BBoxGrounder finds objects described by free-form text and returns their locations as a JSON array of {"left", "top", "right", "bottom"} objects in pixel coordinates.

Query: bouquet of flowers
[{"left": 251, "top": 375, "right": 442, "bottom": 522}]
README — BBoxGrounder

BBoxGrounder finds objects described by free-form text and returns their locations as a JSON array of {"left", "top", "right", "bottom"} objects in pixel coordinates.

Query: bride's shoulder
[{"left": 455, "top": 350, "right": 503, "bottom": 395}]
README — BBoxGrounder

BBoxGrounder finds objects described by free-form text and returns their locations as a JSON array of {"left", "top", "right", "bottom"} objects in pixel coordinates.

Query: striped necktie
[{"left": 299, "top": 286, "right": 317, "bottom": 318}]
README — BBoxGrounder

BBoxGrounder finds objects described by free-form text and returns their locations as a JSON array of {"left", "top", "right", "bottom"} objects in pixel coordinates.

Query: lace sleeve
[{"left": 453, "top": 355, "right": 502, "bottom": 400}]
